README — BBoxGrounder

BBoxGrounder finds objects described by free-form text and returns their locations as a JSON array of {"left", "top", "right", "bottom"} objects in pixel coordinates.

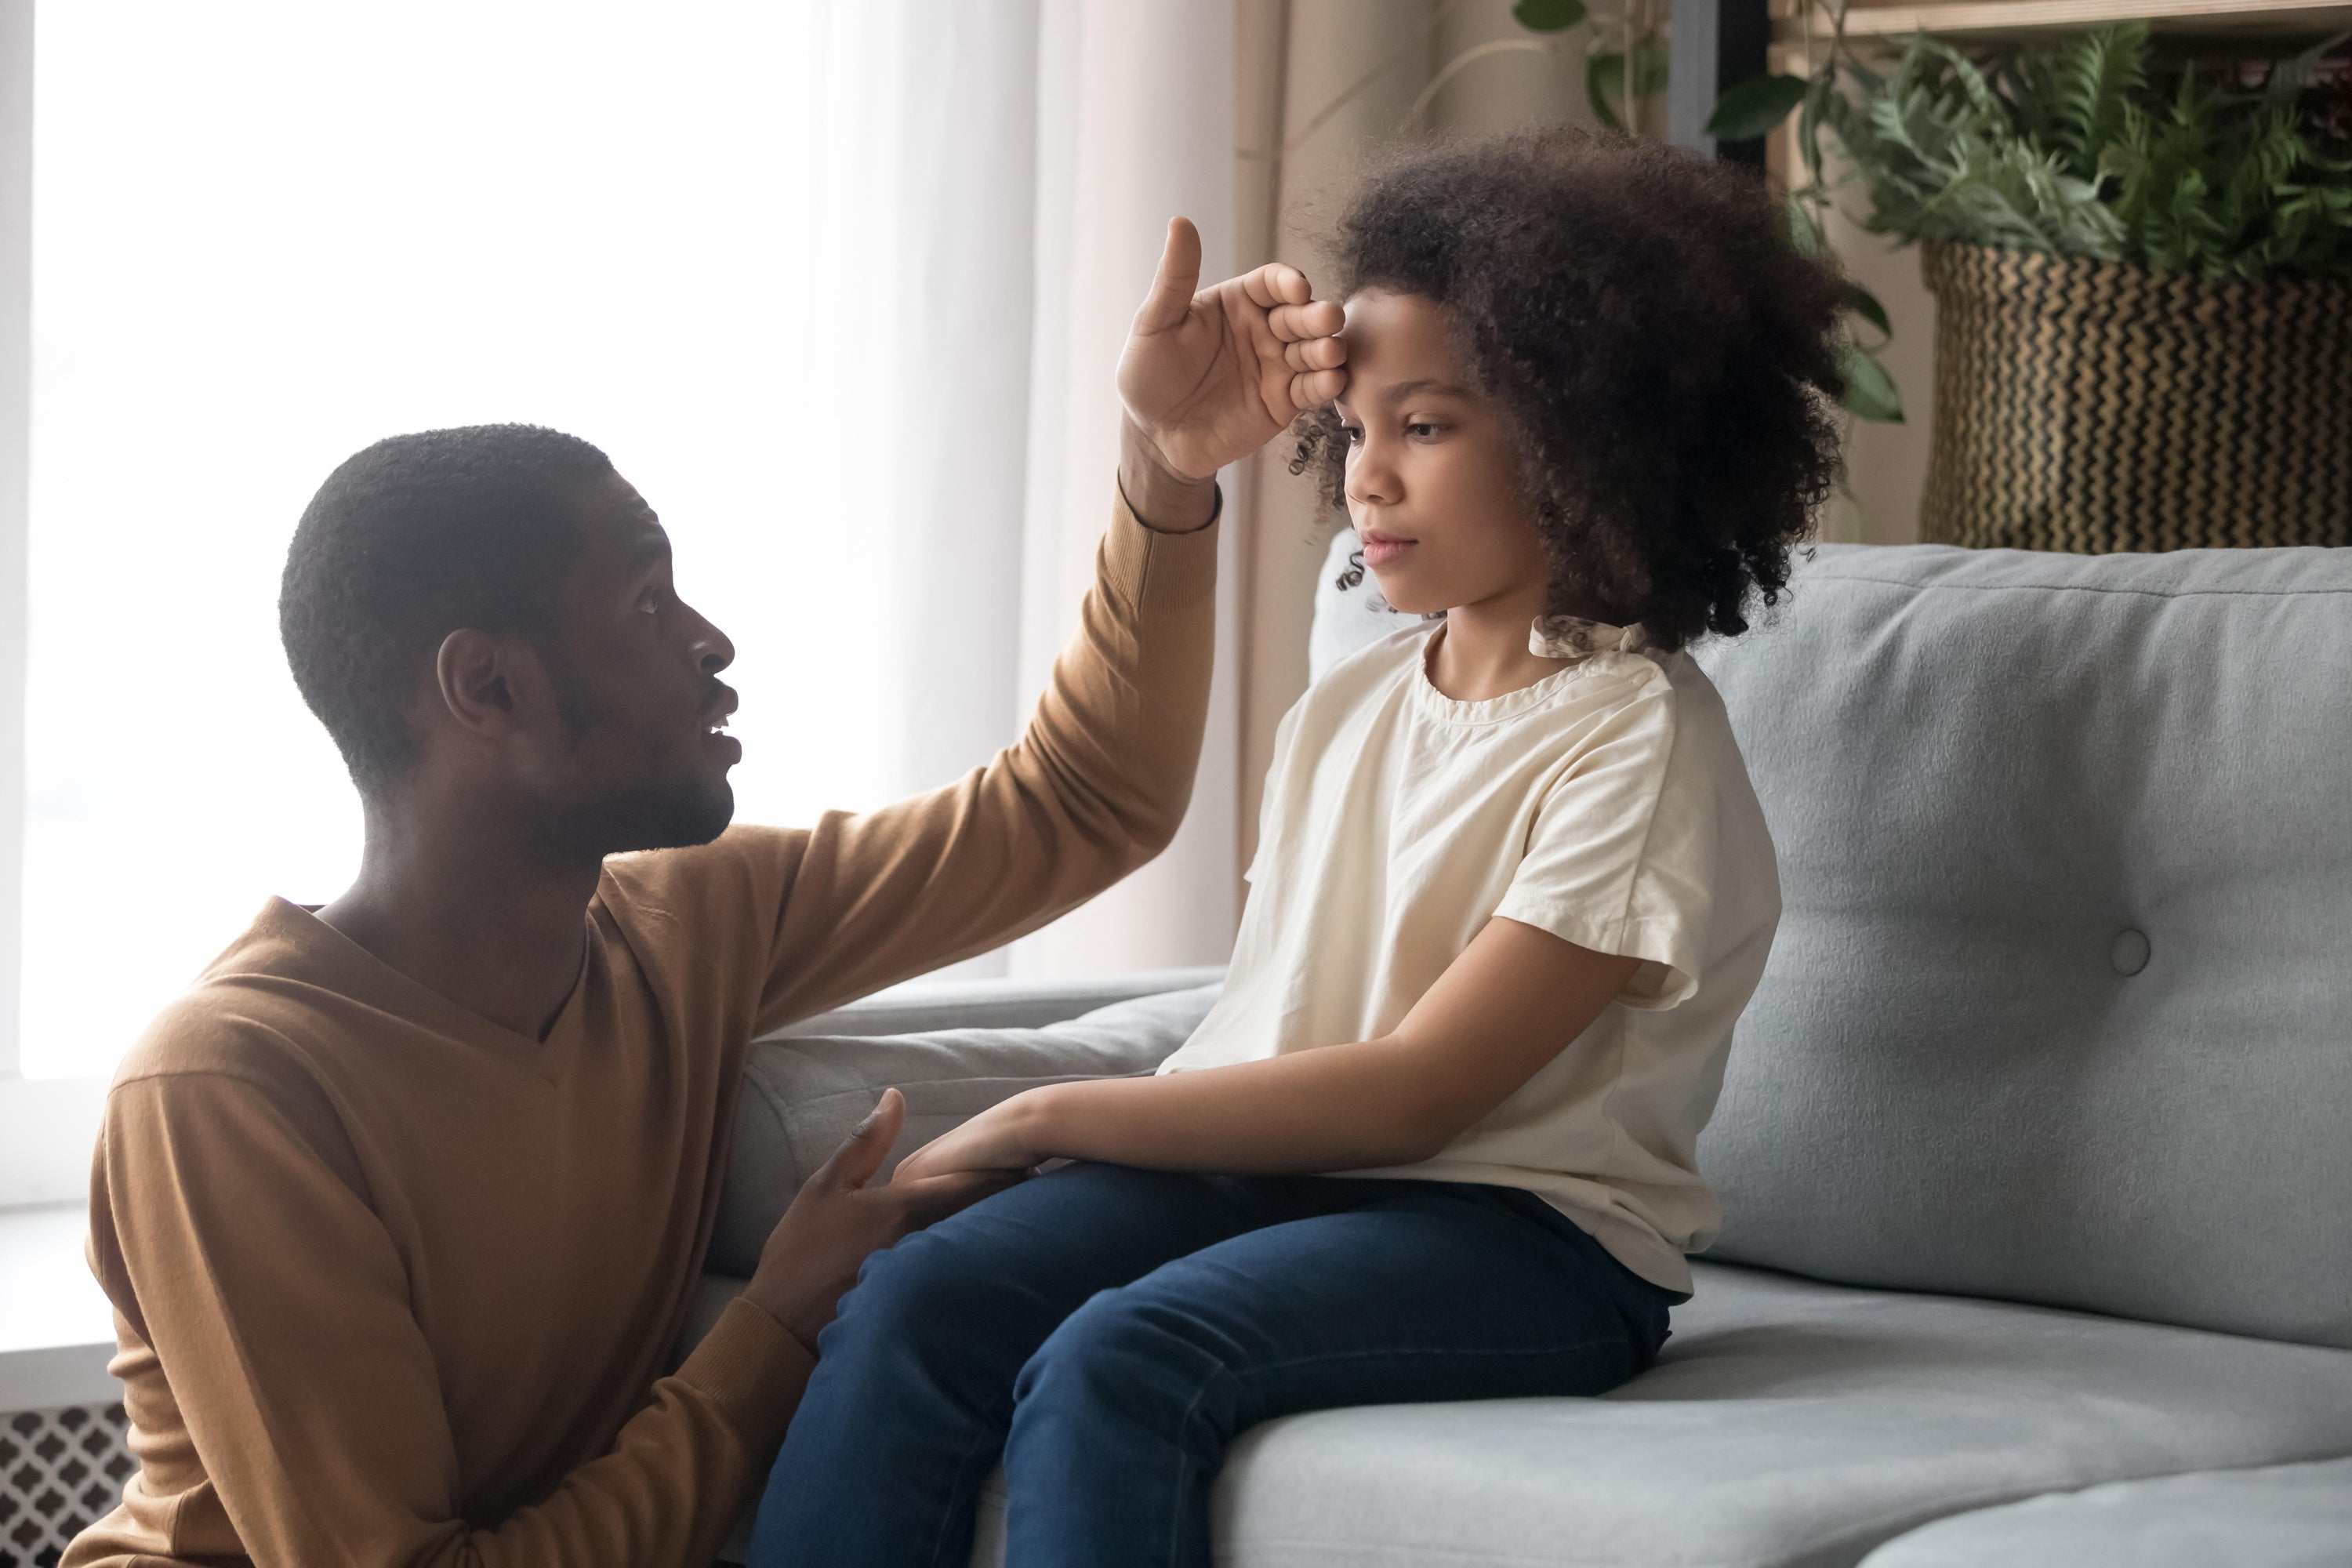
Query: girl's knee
[
  {"left": 1016, "top": 1286, "right": 1229, "bottom": 1415},
  {"left": 826, "top": 1223, "right": 995, "bottom": 1349}
]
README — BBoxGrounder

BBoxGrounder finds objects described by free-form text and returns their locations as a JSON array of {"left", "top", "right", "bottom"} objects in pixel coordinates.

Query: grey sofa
[{"left": 691, "top": 539, "right": 2352, "bottom": 1566}]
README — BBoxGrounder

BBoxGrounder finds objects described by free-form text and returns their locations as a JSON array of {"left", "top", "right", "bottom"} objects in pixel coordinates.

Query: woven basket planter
[{"left": 1918, "top": 239, "right": 2352, "bottom": 551}]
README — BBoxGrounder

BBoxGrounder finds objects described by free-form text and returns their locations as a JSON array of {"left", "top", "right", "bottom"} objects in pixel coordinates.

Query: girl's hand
[{"left": 891, "top": 1094, "right": 1047, "bottom": 1185}]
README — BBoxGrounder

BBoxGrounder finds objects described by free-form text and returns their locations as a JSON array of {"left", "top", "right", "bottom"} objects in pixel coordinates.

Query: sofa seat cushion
[
  {"left": 963, "top": 1259, "right": 2352, "bottom": 1568},
  {"left": 1860, "top": 1456, "right": 2352, "bottom": 1567}
]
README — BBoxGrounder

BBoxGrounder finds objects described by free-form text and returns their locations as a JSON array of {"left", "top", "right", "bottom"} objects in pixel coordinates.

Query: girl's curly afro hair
[{"left": 1296, "top": 127, "right": 1848, "bottom": 652}]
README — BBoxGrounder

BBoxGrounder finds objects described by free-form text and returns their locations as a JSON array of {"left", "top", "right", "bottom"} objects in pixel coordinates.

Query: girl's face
[{"left": 1334, "top": 289, "right": 1548, "bottom": 619}]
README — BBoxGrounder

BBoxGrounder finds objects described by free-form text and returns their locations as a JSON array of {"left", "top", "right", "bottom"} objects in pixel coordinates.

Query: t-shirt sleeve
[
  {"left": 1492, "top": 670, "right": 1718, "bottom": 1011},
  {"left": 1240, "top": 696, "right": 1308, "bottom": 888}
]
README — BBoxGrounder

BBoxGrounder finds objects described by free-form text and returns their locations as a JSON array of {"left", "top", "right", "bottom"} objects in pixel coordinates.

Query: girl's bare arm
[{"left": 892, "top": 917, "right": 1639, "bottom": 1181}]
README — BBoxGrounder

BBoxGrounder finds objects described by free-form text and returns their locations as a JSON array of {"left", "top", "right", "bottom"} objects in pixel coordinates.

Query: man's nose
[{"left": 686, "top": 604, "right": 735, "bottom": 674}]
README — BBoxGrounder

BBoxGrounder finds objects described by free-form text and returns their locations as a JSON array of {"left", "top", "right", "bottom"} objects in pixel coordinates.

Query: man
[{"left": 62, "top": 220, "right": 1346, "bottom": 1568}]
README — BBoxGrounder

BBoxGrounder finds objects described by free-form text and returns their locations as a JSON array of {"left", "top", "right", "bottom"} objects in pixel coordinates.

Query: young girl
[{"left": 751, "top": 127, "right": 1846, "bottom": 1568}]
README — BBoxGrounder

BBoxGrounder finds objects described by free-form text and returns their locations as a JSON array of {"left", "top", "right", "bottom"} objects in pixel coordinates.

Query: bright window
[{"left": 22, "top": 3, "right": 1008, "bottom": 1077}]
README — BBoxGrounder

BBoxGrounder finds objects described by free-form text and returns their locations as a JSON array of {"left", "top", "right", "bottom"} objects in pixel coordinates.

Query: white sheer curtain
[
  {"left": 1014, "top": 0, "right": 1240, "bottom": 978},
  {"left": 17, "top": 0, "right": 1239, "bottom": 1087}
]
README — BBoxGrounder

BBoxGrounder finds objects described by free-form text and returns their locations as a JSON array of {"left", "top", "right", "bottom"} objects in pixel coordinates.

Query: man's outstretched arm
[{"left": 604, "top": 219, "right": 1346, "bottom": 1031}]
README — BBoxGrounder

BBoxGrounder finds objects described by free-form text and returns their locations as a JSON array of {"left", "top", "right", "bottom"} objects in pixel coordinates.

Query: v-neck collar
[{"left": 249, "top": 897, "right": 597, "bottom": 1078}]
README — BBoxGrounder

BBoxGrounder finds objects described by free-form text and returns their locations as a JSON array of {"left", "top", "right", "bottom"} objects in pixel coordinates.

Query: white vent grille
[{"left": 2, "top": 1403, "right": 132, "bottom": 1567}]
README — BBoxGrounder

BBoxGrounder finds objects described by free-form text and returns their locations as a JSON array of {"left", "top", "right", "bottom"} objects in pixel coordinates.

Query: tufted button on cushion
[{"left": 2111, "top": 928, "right": 2152, "bottom": 977}]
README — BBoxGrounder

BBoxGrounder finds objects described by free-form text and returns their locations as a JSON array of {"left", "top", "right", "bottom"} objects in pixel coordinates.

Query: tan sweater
[{"left": 63, "top": 494, "right": 1217, "bottom": 1568}]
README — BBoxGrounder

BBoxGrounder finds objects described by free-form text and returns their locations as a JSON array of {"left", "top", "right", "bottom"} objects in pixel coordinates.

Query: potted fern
[{"left": 1795, "top": 24, "right": 2352, "bottom": 550}]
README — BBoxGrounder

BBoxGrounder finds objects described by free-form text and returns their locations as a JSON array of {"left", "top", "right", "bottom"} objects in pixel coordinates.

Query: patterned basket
[{"left": 1918, "top": 239, "right": 2352, "bottom": 551}]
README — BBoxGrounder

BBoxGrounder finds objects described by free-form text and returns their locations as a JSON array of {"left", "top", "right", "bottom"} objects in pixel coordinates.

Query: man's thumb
[
  {"left": 1133, "top": 216, "right": 1203, "bottom": 336},
  {"left": 822, "top": 1087, "right": 904, "bottom": 1190}
]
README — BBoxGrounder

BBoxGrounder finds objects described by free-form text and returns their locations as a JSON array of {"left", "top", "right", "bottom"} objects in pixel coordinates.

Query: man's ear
[{"left": 434, "top": 628, "right": 529, "bottom": 741}]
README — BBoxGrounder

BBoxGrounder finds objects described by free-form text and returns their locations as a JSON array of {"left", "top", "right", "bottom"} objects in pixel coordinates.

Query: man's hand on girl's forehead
[
  {"left": 1116, "top": 216, "right": 1348, "bottom": 488},
  {"left": 1243, "top": 261, "right": 1349, "bottom": 405}
]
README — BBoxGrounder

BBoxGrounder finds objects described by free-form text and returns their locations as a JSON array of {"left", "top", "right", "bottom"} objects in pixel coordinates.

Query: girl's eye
[
  {"left": 1339, "top": 424, "right": 1364, "bottom": 446},
  {"left": 1406, "top": 422, "right": 1443, "bottom": 440}
]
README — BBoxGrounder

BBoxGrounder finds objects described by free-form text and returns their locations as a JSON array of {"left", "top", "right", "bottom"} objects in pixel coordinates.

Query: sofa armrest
[
  {"left": 764, "top": 966, "right": 1226, "bottom": 1041},
  {"left": 708, "top": 975, "right": 1224, "bottom": 1277}
]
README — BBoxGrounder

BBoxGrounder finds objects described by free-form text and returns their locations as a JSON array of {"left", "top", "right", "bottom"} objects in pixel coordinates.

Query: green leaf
[
  {"left": 2038, "top": 22, "right": 2146, "bottom": 180},
  {"left": 1785, "top": 191, "right": 1828, "bottom": 257},
  {"left": 1632, "top": 38, "right": 1671, "bottom": 99},
  {"left": 1843, "top": 282, "right": 1893, "bottom": 337},
  {"left": 1838, "top": 343, "right": 1904, "bottom": 423},
  {"left": 1586, "top": 50, "right": 1625, "bottom": 131},
  {"left": 1798, "top": 72, "right": 1831, "bottom": 183},
  {"left": 1708, "top": 74, "right": 1809, "bottom": 142},
  {"left": 1513, "top": 0, "right": 1587, "bottom": 32},
  {"left": 1586, "top": 38, "right": 1671, "bottom": 131}
]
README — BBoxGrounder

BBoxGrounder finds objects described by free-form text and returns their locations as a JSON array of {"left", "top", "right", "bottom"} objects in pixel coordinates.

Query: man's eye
[{"left": 637, "top": 590, "right": 661, "bottom": 615}]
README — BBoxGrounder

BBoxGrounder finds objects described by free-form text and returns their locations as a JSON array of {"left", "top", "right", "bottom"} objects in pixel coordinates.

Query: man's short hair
[{"left": 280, "top": 424, "right": 615, "bottom": 796}]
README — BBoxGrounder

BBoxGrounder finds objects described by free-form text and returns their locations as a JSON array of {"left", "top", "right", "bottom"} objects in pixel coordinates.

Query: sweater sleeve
[
  {"left": 92, "top": 1071, "right": 813, "bottom": 1568},
  {"left": 601, "top": 485, "right": 1221, "bottom": 1034}
]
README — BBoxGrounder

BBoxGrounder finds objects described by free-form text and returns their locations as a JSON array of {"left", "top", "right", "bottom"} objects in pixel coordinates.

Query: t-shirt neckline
[{"left": 1408, "top": 623, "right": 1646, "bottom": 728}]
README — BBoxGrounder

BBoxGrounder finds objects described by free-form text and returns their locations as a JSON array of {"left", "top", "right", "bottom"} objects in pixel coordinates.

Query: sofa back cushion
[{"left": 1688, "top": 544, "right": 2351, "bottom": 1348}]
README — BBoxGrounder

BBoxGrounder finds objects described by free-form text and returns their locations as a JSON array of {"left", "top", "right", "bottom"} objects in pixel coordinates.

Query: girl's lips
[{"left": 1361, "top": 532, "right": 1417, "bottom": 568}]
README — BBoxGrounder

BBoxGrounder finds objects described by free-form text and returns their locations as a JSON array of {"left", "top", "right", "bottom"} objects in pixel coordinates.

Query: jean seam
[
  {"left": 1153, "top": 1335, "right": 1621, "bottom": 1568},
  {"left": 928, "top": 1391, "right": 1020, "bottom": 1568}
]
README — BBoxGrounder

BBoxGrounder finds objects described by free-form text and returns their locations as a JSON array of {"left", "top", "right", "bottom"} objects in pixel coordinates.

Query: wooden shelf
[{"left": 1777, "top": 0, "right": 2352, "bottom": 42}]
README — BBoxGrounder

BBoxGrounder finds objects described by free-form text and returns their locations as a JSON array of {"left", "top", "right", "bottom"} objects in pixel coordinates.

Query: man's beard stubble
[
  {"left": 523, "top": 655, "right": 739, "bottom": 867},
  {"left": 521, "top": 774, "right": 735, "bottom": 868}
]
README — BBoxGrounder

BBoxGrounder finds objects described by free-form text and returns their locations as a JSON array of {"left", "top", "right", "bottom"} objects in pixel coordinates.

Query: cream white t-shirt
[{"left": 1159, "top": 620, "right": 1780, "bottom": 1294}]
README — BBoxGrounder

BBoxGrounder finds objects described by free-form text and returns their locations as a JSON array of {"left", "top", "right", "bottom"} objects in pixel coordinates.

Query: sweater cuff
[
  {"left": 1106, "top": 481, "right": 1221, "bottom": 612},
  {"left": 670, "top": 1295, "right": 818, "bottom": 1459},
  {"left": 1116, "top": 466, "right": 1224, "bottom": 537}
]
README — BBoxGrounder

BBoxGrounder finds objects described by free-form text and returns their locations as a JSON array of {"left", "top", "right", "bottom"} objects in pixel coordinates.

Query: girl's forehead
[
  {"left": 1345, "top": 291, "right": 1468, "bottom": 408},
  {"left": 1340, "top": 290, "right": 1474, "bottom": 399}
]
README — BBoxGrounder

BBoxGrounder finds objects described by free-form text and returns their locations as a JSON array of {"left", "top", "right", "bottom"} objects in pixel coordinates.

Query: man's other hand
[
  {"left": 742, "top": 1087, "right": 1014, "bottom": 1353},
  {"left": 1118, "top": 216, "right": 1347, "bottom": 488}
]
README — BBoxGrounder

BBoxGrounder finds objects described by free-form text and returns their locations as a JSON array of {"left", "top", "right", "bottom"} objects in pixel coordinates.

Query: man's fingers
[
  {"left": 1290, "top": 368, "right": 1348, "bottom": 409},
  {"left": 1237, "top": 263, "right": 1312, "bottom": 310},
  {"left": 1267, "top": 299, "right": 1344, "bottom": 343},
  {"left": 1133, "top": 216, "right": 1204, "bottom": 336},
  {"left": 1282, "top": 336, "right": 1346, "bottom": 373},
  {"left": 815, "top": 1087, "right": 905, "bottom": 1192},
  {"left": 895, "top": 1169, "right": 1023, "bottom": 1229}
]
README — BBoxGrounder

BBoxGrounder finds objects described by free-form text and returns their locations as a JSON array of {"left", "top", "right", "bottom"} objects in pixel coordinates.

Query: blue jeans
[{"left": 748, "top": 1162, "right": 1675, "bottom": 1568}]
